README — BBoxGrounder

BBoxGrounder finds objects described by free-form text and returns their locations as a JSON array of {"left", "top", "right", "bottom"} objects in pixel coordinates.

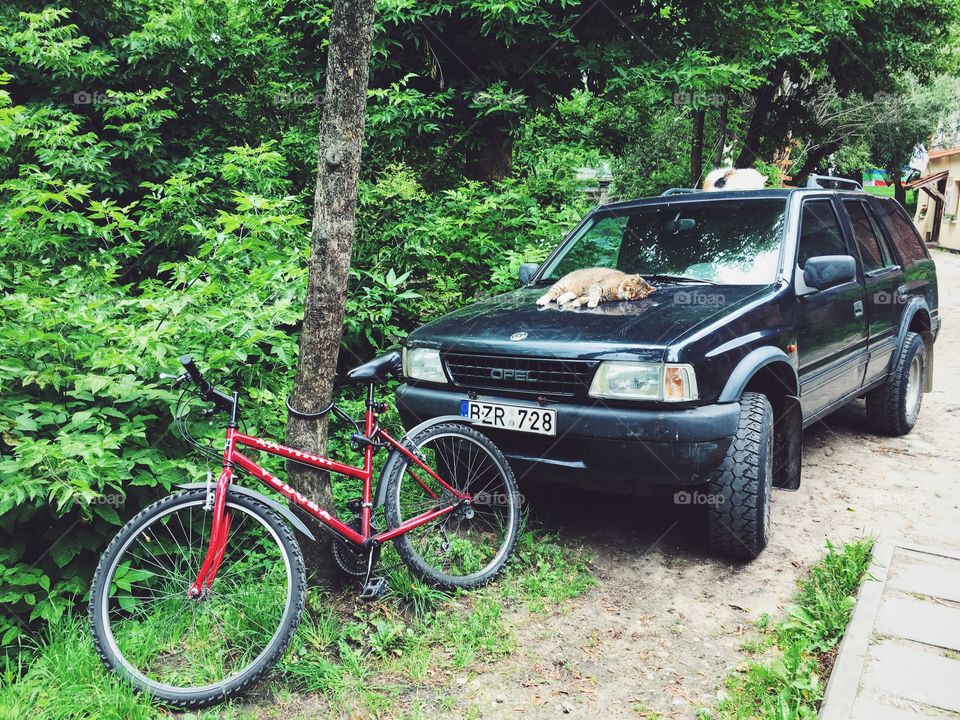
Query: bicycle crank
[{"left": 331, "top": 517, "right": 380, "bottom": 577}]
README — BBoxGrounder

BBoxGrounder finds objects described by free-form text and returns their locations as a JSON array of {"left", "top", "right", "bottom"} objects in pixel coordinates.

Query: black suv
[{"left": 396, "top": 186, "right": 940, "bottom": 558}]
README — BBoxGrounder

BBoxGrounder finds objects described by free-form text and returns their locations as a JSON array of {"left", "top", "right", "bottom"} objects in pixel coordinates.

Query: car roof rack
[
  {"left": 805, "top": 174, "right": 863, "bottom": 191},
  {"left": 660, "top": 188, "right": 703, "bottom": 196}
]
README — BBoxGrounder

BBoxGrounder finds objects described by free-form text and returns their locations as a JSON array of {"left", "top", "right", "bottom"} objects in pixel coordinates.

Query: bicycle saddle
[{"left": 346, "top": 350, "right": 402, "bottom": 384}]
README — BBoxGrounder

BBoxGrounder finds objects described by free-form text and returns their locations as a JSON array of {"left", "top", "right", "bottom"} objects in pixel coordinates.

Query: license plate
[{"left": 459, "top": 400, "right": 556, "bottom": 436}]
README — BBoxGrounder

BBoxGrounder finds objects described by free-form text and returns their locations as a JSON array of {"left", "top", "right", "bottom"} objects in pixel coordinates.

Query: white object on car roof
[{"left": 703, "top": 168, "right": 767, "bottom": 191}]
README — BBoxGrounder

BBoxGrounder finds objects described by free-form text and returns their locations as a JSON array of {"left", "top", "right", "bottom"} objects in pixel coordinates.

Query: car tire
[
  {"left": 865, "top": 331, "right": 926, "bottom": 437},
  {"left": 705, "top": 392, "right": 773, "bottom": 560}
]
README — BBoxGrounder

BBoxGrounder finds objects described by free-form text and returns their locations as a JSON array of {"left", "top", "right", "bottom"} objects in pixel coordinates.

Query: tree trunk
[
  {"left": 714, "top": 95, "right": 729, "bottom": 167},
  {"left": 735, "top": 83, "right": 775, "bottom": 168},
  {"left": 794, "top": 139, "right": 842, "bottom": 187},
  {"left": 893, "top": 174, "right": 906, "bottom": 208},
  {"left": 690, "top": 108, "right": 706, "bottom": 187},
  {"left": 464, "top": 122, "right": 514, "bottom": 182},
  {"left": 285, "top": 0, "right": 377, "bottom": 581}
]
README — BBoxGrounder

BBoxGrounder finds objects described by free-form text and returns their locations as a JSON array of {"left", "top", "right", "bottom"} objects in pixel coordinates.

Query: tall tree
[{"left": 285, "top": 0, "right": 377, "bottom": 575}]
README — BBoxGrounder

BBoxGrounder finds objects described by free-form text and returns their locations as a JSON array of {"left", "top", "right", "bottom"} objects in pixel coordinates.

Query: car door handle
[{"left": 853, "top": 300, "right": 864, "bottom": 318}]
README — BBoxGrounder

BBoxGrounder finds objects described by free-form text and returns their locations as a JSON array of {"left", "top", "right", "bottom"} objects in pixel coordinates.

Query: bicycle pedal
[{"left": 359, "top": 576, "right": 388, "bottom": 601}]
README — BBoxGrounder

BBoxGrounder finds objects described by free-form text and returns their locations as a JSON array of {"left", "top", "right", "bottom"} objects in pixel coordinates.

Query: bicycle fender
[
  {"left": 373, "top": 414, "right": 476, "bottom": 509},
  {"left": 176, "top": 483, "right": 316, "bottom": 542}
]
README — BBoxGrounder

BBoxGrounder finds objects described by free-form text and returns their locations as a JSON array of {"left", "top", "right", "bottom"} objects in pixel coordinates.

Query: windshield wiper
[{"left": 643, "top": 273, "right": 717, "bottom": 285}]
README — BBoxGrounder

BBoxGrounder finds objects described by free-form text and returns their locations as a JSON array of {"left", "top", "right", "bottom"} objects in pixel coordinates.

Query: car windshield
[{"left": 542, "top": 198, "right": 787, "bottom": 285}]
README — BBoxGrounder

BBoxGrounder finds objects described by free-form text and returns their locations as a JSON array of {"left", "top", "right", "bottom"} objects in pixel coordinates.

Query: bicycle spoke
[
  {"left": 100, "top": 497, "right": 293, "bottom": 691},
  {"left": 392, "top": 430, "right": 518, "bottom": 581}
]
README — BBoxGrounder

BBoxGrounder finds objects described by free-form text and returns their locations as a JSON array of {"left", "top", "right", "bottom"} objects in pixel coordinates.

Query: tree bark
[
  {"left": 464, "top": 121, "right": 514, "bottom": 182},
  {"left": 690, "top": 108, "right": 706, "bottom": 187},
  {"left": 735, "top": 82, "right": 776, "bottom": 168},
  {"left": 285, "top": 0, "right": 377, "bottom": 580},
  {"left": 714, "top": 95, "right": 729, "bottom": 167},
  {"left": 893, "top": 174, "right": 906, "bottom": 208},
  {"left": 794, "top": 139, "right": 842, "bottom": 187}
]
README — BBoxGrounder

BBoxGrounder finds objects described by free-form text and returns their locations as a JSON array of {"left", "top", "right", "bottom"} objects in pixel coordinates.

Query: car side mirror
[
  {"left": 518, "top": 262, "right": 539, "bottom": 285},
  {"left": 801, "top": 255, "right": 856, "bottom": 290}
]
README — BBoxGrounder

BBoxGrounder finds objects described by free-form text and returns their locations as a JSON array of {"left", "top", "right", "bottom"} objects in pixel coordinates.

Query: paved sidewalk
[{"left": 820, "top": 542, "right": 960, "bottom": 719}]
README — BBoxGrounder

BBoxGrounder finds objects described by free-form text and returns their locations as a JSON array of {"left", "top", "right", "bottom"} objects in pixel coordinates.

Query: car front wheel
[{"left": 705, "top": 392, "right": 773, "bottom": 560}]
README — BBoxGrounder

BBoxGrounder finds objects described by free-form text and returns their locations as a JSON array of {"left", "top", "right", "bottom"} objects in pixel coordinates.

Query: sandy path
[{"left": 455, "top": 250, "right": 960, "bottom": 719}]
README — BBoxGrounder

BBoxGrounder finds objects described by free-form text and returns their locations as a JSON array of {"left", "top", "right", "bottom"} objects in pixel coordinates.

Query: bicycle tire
[
  {"left": 88, "top": 488, "right": 306, "bottom": 707},
  {"left": 385, "top": 423, "right": 520, "bottom": 590}
]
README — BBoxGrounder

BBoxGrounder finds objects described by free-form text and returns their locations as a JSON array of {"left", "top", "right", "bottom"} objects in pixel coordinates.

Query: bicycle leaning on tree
[{"left": 88, "top": 352, "right": 521, "bottom": 707}]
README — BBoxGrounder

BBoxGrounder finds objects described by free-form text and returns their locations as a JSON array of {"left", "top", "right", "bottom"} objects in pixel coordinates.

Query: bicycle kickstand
[{"left": 359, "top": 542, "right": 388, "bottom": 601}]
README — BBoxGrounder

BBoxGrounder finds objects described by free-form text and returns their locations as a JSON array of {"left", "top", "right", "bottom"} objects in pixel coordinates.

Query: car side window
[
  {"left": 843, "top": 200, "right": 890, "bottom": 271},
  {"left": 797, "top": 200, "right": 847, "bottom": 268},
  {"left": 876, "top": 200, "right": 928, "bottom": 265}
]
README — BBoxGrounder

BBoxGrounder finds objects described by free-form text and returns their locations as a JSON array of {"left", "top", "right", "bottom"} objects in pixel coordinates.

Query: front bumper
[{"left": 395, "top": 384, "right": 740, "bottom": 487}]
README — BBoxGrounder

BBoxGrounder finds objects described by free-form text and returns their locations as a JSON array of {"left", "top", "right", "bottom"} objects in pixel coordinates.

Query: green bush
[{"left": 0, "top": 11, "right": 591, "bottom": 643}]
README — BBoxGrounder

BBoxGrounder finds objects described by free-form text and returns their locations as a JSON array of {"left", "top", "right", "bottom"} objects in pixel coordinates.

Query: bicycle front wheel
[
  {"left": 385, "top": 423, "right": 521, "bottom": 590},
  {"left": 88, "top": 488, "right": 306, "bottom": 707}
]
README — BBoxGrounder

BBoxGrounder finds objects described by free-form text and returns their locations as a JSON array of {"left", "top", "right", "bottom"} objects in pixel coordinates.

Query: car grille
[{"left": 443, "top": 353, "right": 598, "bottom": 397}]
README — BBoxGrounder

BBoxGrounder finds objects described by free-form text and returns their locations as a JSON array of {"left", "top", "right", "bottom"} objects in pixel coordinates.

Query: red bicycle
[{"left": 88, "top": 352, "right": 520, "bottom": 707}]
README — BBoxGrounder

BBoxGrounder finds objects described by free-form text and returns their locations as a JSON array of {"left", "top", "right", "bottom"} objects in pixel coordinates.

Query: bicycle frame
[{"left": 189, "top": 400, "right": 470, "bottom": 596}]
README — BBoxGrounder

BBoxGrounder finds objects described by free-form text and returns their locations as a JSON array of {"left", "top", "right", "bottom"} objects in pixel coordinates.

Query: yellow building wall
[{"left": 914, "top": 155, "right": 960, "bottom": 250}]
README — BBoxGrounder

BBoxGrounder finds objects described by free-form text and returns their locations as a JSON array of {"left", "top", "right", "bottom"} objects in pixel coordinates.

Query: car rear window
[
  {"left": 843, "top": 200, "right": 892, "bottom": 271},
  {"left": 875, "top": 200, "right": 928, "bottom": 265}
]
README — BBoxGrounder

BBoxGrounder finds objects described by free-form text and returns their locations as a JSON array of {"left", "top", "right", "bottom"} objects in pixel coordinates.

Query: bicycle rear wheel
[
  {"left": 88, "top": 488, "right": 305, "bottom": 707},
  {"left": 385, "top": 423, "right": 521, "bottom": 590}
]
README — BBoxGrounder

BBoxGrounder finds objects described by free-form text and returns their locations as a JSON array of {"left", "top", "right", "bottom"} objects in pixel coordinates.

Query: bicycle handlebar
[
  {"left": 178, "top": 354, "right": 235, "bottom": 415},
  {"left": 179, "top": 354, "right": 205, "bottom": 388}
]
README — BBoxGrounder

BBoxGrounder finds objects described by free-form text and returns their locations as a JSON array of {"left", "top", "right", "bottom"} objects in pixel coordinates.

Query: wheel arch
[
  {"left": 719, "top": 348, "right": 802, "bottom": 490},
  {"left": 898, "top": 299, "right": 934, "bottom": 391}
]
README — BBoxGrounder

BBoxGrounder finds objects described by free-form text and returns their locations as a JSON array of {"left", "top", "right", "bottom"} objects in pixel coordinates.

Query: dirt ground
[{"left": 453, "top": 250, "right": 960, "bottom": 719}]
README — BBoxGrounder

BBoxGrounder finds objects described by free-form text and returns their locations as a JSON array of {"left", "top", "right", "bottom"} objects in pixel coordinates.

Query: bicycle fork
[{"left": 188, "top": 431, "right": 237, "bottom": 598}]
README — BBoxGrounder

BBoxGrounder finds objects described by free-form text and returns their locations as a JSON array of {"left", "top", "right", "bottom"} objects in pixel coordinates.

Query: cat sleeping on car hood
[{"left": 536, "top": 268, "right": 655, "bottom": 309}]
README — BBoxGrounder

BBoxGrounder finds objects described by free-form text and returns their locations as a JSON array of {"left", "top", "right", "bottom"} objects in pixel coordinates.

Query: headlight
[
  {"left": 402, "top": 348, "right": 447, "bottom": 384},
  {"left": 588, "top": 361, "right": 698, "bottom": 401}
]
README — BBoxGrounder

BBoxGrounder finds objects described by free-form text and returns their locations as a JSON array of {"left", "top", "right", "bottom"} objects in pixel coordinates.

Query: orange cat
[{"left": 536, "top": 268, "right": 655, "bottom": 309}]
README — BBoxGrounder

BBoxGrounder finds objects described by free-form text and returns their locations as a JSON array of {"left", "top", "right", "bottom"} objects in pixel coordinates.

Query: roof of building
[
  {"left": 905, "top": 170, "right": 949, "bottom": 190},
  {"left": 927, "top": 147, "right": 960, "bottom": 160}
]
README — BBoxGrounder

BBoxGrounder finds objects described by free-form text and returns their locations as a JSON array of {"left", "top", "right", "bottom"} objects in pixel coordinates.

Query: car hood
[{"left": 407, "top": 284, "right": 772, "bottom": 361}]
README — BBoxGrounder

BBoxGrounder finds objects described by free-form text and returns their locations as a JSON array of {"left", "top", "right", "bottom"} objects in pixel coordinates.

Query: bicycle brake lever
[{"left": 159, "top": 372, "right": 190, "bottom": 388}]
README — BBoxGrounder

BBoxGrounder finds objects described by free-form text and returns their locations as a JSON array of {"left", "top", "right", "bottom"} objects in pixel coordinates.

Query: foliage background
[{"left": 1, "top": 0, "right": 958, "bottom": 649}]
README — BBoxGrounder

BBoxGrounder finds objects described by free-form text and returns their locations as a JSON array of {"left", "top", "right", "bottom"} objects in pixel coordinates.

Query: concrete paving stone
[
  {"left": 876, "top": 596, "right": 960, "bottom": 652},
  {"left": 862, "top": 639, "right": 960, "bottom": 714},
  {"left": 852, "top": 695, "right": 959, "bottom": 720},
  {"left": 887, "top": 550, "right": 960, "bottom": 603}
]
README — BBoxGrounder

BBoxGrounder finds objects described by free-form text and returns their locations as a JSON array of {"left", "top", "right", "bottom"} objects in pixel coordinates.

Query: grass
[
  {"left": 862, "top": 184, "right": 918, "bottom": 215},
  {"left": 0, "top": 528, "right": 595, "bottom": 720},
  {"left": 704, "top": 538, "right": 875, "bottom": 720}
]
